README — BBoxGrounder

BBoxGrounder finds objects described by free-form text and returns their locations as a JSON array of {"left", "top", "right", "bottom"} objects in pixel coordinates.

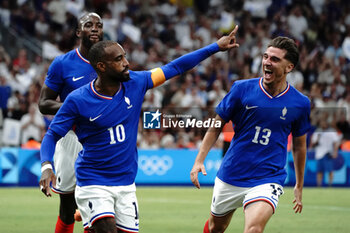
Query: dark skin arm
[
  {"left": 39, "top": 161, "right": 56, "bottom": 197},
  {"left": 38, "top": 84, "right": 62, "bottom": 196},
  {"left": 38, "top": 84, "right": 63, "bottom": 115}
]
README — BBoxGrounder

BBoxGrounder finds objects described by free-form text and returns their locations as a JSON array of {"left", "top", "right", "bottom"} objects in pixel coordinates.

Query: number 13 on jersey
[{"left": 252, "top": 126, "right": 271, "bottom": 145}]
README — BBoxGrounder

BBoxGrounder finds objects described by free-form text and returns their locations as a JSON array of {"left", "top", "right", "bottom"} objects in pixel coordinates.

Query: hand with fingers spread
[
  {"left": 39, "top": 162, "right": 56, "bottom": 197},
  {"left": 292, "top": 185, "right": 303, "bottom": 213},
  {"left": 217, "top": 25, "right": 239, "bottom": 51}
]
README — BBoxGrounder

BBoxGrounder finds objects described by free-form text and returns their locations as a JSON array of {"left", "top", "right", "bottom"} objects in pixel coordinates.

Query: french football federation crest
[
  {"left": 280, "top": 107, "right": 287, "bottom": 120},
  {"left": 125, "top": 96, "right": 133, "bottom": 109}
]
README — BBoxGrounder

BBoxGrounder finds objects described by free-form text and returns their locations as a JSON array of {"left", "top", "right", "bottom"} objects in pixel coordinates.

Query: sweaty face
[
  {"left": 102, "top": 44, "right": 130, "bottom": 82},
  {"left": 261, "top": 47, "right": 293, "bottom": 85},
  {"left": 78, "top": 15, "right": 103, "bottom": 49}
]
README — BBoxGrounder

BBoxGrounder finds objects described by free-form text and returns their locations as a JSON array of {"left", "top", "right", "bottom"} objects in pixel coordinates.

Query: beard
[
  {"left": 107, "top": 69, "right": 130, "bottom": 83},
  {"left": 117, "top": 72, "right": 131, "bottom": 82},
  {"left": 81, "top": 34, "right": 102, "bottom": 49}
]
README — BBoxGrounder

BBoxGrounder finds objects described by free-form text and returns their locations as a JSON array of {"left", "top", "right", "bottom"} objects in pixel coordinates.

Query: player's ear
[
  {"left": 96, "top": 62, "right": 105, "bottom": 72},
  {"left": 76, "top": 29, "right": 81, "bottom": 38},
  {"left": 285, "top": 62, "right": 294, "bottom": 73}
]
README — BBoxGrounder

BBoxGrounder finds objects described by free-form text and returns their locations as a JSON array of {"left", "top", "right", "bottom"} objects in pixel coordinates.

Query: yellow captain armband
[{"left": 150, "top": 68, "right": 166, "bottom": 87}]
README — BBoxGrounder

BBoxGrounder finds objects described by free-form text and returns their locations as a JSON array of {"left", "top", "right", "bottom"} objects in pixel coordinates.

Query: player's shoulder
[
  {"left": 129, "top": 70, "right": 148, "bottom": 79},
  {"left": 51, "top": 49, "right": 78, "bottom": 64},
  {"left": 288, "top": 84, "right": 310, "bottom": 106},
  {"left": 124, "top": 70, "right": 150, "bottom": 85},
  {"left": 65, "top": 82, "right": 91, "bottom": 101}
]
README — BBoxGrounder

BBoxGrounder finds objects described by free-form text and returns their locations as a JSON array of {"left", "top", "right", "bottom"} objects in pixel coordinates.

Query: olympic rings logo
[{"left": 138, "top": 155, "right": 173, "bottom": 176}]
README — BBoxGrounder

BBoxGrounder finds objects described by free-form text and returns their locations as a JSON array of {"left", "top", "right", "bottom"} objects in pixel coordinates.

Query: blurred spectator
[
  {"left": 181, "top": 86, "right": 205, "bottom": 120},
  {"left": 139, "top": 130, "right": 160, "bottom": 149},
  {"left": 142, "top": 89, "right": 163, "bottom": 108},
  {"left": 131, "top": 44, "right": 148, "bottom": 67},
  {"left": 12, "top": 48, "right": 29, "bottom": 73},
  {"left": 20, "top": 103, "right": 45, "bottom": 145},
  {"left": 287, "top": 5, "right": 308, "bottom": 42},
  {"left": 0, "top": 75, "right": 11, "bottom": 111},
  {"left": 208, "top": 80, "right": 227, "bottom": 108},
  {"left": 160, "top": 129, "right": 176, "bottom": 148},
  {"left": 311, "top": 119, "right": 341, "bottom": 187},
  {"left": 35, "top": 12, "right": 50, "bottom": 39},
  {"left": 102, "top": 8, "right": 119, "bottom": 41},
  {"left": 337, "top": 93, "right": 350, "bottom": 121},
  {"left": 0, "top": 0, "right": 10, "bottom": 27},
  {"left": 6, "top": 90, "right": 25, "bottom": 120},
  {"left": 65, "top": 0, "right": 85, "bottom": 19},
  {"left": 47, "top": 0, "right": 66, "bottom": 31},
  {"left": 0, "top": 0, "right": 350, "bottom": 149},
  {"left": 0, "top": 45, "right": 11, "bottom": 78},
  {"left": 324, "top": 37, "right": 344, "bottom": 66},
  {"left": 287, "top": 70, "right": 304, "bottom": 91}
]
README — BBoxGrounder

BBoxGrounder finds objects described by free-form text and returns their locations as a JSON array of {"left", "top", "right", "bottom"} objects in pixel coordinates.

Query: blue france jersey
[
  {"left": 45, "top": 48, "right": 97, "bottom": 101},
  {"left": 216, "top": 78, "right": 310, "bottom": 187},
  {"left": 48, "top": 71, "right": 153, "bottom": 186}
]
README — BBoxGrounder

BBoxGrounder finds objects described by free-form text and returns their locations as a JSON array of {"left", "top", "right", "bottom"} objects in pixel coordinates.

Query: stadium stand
[{"left": 0, "top": 0, "right": 350, "bottom": 149}]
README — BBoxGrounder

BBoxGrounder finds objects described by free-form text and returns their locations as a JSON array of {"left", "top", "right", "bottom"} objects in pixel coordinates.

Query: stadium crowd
[{"left": 0, "top": 0, "right": 350, "bottom": 150}]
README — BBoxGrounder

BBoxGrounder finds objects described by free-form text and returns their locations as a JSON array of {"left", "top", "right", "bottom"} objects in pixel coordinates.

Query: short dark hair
[
  {"left": 88, "top": 41, "right": 117, "bottom": 69},
  {"left": 268, "top": 37, "right": 299, "bottom": 67}
]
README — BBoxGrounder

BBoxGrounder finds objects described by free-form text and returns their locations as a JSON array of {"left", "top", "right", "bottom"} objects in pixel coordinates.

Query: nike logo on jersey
[
  {"left": 245, "top": 105, "right": 258, "bottom": 110},
  {"left": 72, "top": 76, "right": 85, "bottom": 81},
  {"left": 89, "top": 114, "right": 102, "bottom": 121}
]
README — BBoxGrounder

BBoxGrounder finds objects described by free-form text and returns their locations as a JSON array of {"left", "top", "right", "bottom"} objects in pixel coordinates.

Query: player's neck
[
  {"left": 94, "top": 78, "right": 121, "bottom": 97},
  {"left": 263, "top": 79, "right": 287, "bottom": 97},
  {"left": 79, "top": 45, "right": 89, "bottom": 60}
]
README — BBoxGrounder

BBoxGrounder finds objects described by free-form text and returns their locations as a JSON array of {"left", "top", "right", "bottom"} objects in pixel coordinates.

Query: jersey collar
[
  {"left": 76, "top": 48, "right": 90, "bottom": 64},
  {"left": 259, "top": 77, "right": 290, "bottom": 99},
  {"left": 90, "top": 80, "right": 121, "bottom": 100}
]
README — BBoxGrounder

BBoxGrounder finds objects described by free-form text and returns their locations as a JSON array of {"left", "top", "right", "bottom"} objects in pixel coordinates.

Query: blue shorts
[{"left": 316, "top": 155, "right": 333, "bottom": 173}]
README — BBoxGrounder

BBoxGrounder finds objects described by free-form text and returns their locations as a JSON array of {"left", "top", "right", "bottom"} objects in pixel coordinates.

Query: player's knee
[{"left": 244, "top": 225, "right": 264, "bottom": 233}]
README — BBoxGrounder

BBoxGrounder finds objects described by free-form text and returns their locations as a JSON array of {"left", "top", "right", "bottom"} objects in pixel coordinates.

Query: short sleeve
[
  {"left": 48, "top": 94, "right": 77, "bottom": 137},
  {"left": 292, "top": 98, "right": 311, "bottom": 137},
  {"left": 44, "top": 57, "right": 64, "bottom": 93},
  {"left": 129, "top": 70, "right": 154, "bottom": 93},
  {"left": 216, "top": 82, "right": 242, "bottom": 122}
]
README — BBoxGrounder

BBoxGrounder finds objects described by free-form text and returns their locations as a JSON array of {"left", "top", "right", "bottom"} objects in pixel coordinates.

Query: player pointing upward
[
  {"left": 190, "top": 36, "right": 310, "bottom": 233},
  {"left": 40, "top": 27, "right": 239, "bottom": 233}
]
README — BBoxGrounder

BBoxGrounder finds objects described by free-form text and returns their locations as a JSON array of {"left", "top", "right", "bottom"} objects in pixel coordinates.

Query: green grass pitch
[{"left": 0, "top": 187, "right": 349, "bottom": 233}]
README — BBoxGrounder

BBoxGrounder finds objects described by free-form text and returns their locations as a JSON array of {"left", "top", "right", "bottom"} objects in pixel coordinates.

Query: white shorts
[
  {"left": 52, "top": 130, "right": 82, "bottom": 194},
  {"left": 75, "top": 184, "right": 139, "bottom": 232},
  {"left": 211, "top": 177, "right": 284, "bottom": 216}
]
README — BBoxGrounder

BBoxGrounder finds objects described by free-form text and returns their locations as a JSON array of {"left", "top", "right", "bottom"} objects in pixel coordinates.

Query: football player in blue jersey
[
  {"left": 190, "top": 37, "right": 311, "bottom": 233},
  {"left": 39, "top": 27, "right": 240, "bottom": 233},
  {"left": 38, "top": 12, "right": 103, "bottom": 233}
]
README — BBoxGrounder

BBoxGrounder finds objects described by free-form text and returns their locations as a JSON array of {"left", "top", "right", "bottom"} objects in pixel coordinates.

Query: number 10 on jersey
[{"left": 108, "top": 124, "right": 126, "bottom": 144}]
